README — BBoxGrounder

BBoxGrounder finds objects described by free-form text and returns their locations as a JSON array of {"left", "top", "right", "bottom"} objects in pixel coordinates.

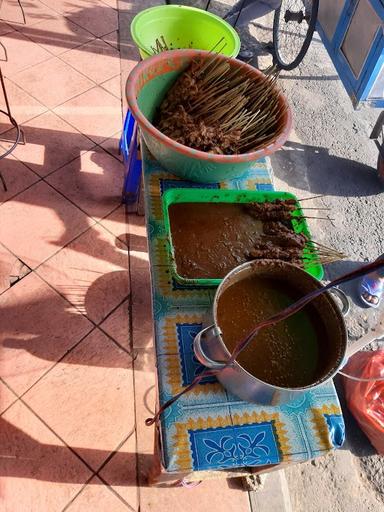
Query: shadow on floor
[
  {"left": 0, "top": 416, "right": 155, "bottom": 485},
  {"left": 324, "top": 259, "right": 370, "bottom": 308},
  {"left": 0, "top": 2, "right": 138, "bottom": 59},
  {"left": 0, "top": 263, "right": 147, "bottom": 368},
  {"left": 0, "top": 123, "right": 127, "bottom": 261},
  {"left": 272, "top": 141, "right": 382, "bottom": 198}
]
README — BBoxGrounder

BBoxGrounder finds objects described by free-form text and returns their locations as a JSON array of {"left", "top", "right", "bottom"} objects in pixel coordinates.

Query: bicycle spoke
[{"left": 273, "top": 0, "right": 318, "bottom": 70}]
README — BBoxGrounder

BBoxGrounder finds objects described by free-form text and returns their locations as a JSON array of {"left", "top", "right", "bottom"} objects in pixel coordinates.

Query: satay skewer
[
  {"left": 297, "top": 195, "right": 325, "bottom": 202},
  {"left": 296, "top": 216, "right": 335, "bottom": 221}
]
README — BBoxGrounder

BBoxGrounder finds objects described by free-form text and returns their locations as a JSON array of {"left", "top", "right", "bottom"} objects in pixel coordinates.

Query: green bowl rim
[{"left": 130, "top": 4, "right": 241, "bottom": 58}]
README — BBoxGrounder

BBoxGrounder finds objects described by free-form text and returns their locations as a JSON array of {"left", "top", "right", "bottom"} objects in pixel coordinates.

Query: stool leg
[
  {"left": 122, "top": 123, "right": 142, "bottom": 205},
  {"left": 119, "top": 109, "right": 136, "bottom": 163}
]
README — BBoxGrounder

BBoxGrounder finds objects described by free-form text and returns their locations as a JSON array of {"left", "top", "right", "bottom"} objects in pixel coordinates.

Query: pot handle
[
  {"left": 194, "top": 325, "right": 228, "bottom": 370},
  {"left": 328, "top": 288, "right": 350, "bottom": 316}
]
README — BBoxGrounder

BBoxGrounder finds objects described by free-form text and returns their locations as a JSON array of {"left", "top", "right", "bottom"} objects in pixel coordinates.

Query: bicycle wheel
[{"left": 273, "top": 0, "right": 319, "bottom": 71}]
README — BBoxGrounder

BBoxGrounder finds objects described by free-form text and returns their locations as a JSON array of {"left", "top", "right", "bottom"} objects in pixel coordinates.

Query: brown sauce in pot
[
  {"left": 217, "top": 274, "right": 328, "bottom": 388},
  {"left": 169, "top": 202, "right": 263, "bottom": 279}
]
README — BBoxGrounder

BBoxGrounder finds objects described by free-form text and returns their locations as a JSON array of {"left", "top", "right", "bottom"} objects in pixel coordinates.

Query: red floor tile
[
  {"left": 68, "top": 2, "right": 118, "bottom": 38},
  {"left": 61, "top": 38, "right": 120, "bottom": 84},
  {"left": 99, "top": 299, "right": 130, "bottom": 350},
  {"left": 100, "top": 75, "right": 121, "bottom": 99},
  {"left": 118, "top": 38, "right": 140, "bottom": 61},
  {"left": 0, "top": 180, "right": 92, "bottom": 269},
  {"left": 0, "top": 400, "right": 92, "bottom": 512},
  {"left": 0, "top": 77, "right": 47, "bottom": 131},
  {"left": 0, "top": 272, "right": 93, "bottom": 394},
  {"left": 99, "top": 204, "right": 127, "bottom": 241},
  {"left": 36, "top": 223, "right": 129, "bottom": 323},
  {"left": 98, "top": 432, "right": 138, "bottom": 510},
  {"left": 130, "top": 265, "right": 153, "bottom": 349},
  {"left": 0, "top": 0, "right": 57, "bottom": 27},
  {"left": 98, "top": 133, "right": 123, "bottom": 166},
  {"left": 0, "top": 20, "right": 15, "bottom": 36},
  {"left": 0, "top": 379, "right": 17, "bottom": 413},
  {"left": 128, "top": 214, "right": 149, "bottom": 269},
  {"left": 126, "top": 216, "right": 151, "bottom": 351},
  {"left": 101, "top": 29, "right": 118, "bottom": 49},
  {"left": 128, "top": 214, "right": 148, "bottom": 243},
  {"left": 39, "top": 0, "right": 98, "bottom": 16},
  {"left": 132, "top": 348, "right": 157, "bottom": 458},
  {"left": 139, "top": 477, "right": 251, "bottom": 512},
  {"left": 23, "top": 328, "right": 135, "bottom": 470},
  {"left": 65, "top": 477, "right": 131, "bottom": 512},
  {"left": 18, "top": 13, "right": 95, "bottom": 56},
  {"left": 0, "top": 30, "right": 52, "bottom": 77},
  {"left": 99, "top": 0, "right": 118, "bottom": 9},
  {"left": 46, "top": 146, "right": 124, "bottom": 220},
  {"left": 2, "top": 111, "right": 95, "bottom": 177},
  {"left": 54, "top": 86, "right": 122, "bottom": 144},
  {"left": 14, "top": 57, "right": 94, "bottom": 109},
  {"left": 0, "top": 241, "right": 30, "bottom": 295},
  {"left": 0, "top": 156, "right": 40, "bottom": 204}
]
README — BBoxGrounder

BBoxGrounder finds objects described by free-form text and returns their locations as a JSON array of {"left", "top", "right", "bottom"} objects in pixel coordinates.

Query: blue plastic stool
[{"left": 120, "top": 109, "right": 142, "bottom": 204}]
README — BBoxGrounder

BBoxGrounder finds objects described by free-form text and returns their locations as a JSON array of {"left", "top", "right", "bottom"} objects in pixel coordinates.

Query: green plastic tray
[{"left": 162, "top": 188, "right": 324, "bottom": 286}]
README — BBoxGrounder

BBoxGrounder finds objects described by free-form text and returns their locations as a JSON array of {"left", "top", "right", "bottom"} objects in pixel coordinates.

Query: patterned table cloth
[{"left": 142, "top": 146, "right": 345, "bottom": 474}]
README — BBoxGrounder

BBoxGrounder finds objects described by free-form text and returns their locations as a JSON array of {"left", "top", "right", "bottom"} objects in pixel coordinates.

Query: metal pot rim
[{"left": 211, "top": 259, "right": 348, "bottom": 391}]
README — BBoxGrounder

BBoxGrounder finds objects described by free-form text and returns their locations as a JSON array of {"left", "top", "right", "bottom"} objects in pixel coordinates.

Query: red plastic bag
[{"left": 342, "top": 350, "right": 384, "bottom": 454}]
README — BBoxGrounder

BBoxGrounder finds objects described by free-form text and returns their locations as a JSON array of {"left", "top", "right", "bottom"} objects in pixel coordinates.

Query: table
[{"left": 142, "top": 145, "right": 345, "bottom": 480}]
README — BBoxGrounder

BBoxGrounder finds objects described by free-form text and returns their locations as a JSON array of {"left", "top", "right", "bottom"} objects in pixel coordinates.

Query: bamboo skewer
[
  {"left": 297, "top": 195, "right": 325, "bottom": 202},
  {"left": 209, "top": 37, "right": 225, "bottom": 53},
  {"left": 298, "top": 216, "right": 335, "bottom": 221},
  {"left": 156, "top": 50, "right": 287, "bottom": 155},
  {"left": 297, "top": 207, "right": 331, "bottom": 211}
]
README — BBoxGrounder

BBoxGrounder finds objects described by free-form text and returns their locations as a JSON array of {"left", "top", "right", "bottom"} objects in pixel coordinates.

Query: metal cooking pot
[{"left": 193, "top": 260, "right": 348, "bottom": 405}]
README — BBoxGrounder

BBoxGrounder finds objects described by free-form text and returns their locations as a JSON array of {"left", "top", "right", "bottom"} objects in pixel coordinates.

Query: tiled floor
[{"left": 0, "top": 1, "right": 251, "bottom": 511}]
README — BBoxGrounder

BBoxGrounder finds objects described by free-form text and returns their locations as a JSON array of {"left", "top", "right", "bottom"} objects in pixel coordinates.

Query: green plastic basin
[
  {"left": 162, "top": 188, "right": 324, "bottom": 285},
  {"left": 131, "top": 4, "right": 240, "bottom": 59},
  {"left": 126, "top": 49, "right": 292, "bottom": 183}
]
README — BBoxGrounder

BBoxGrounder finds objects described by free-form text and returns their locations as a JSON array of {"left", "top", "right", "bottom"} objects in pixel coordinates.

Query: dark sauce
[
  {"left": 169, "top": 202, "right": 263, "bottom": 278},
  {"left": 217, "top": 275, "right": 329, "bottom": 388}
]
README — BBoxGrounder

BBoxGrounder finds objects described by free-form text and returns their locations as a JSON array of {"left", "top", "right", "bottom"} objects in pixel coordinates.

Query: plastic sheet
[{"left": 342, "top": 350, "right": 384, "bottom": 454}]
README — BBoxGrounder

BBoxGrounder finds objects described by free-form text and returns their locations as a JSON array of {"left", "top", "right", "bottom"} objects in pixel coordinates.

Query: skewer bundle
[
  {"left": 155, "top": 50, "right": 288, "bottom": 155},
  {"left": 244, "top": 200, "right": 346, "bottom": 267}
]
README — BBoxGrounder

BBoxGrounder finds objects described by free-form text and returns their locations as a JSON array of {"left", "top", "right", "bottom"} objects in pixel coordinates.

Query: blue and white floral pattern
[{"left": 189, "top": 423, "right": 280, "bottom": 470}]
